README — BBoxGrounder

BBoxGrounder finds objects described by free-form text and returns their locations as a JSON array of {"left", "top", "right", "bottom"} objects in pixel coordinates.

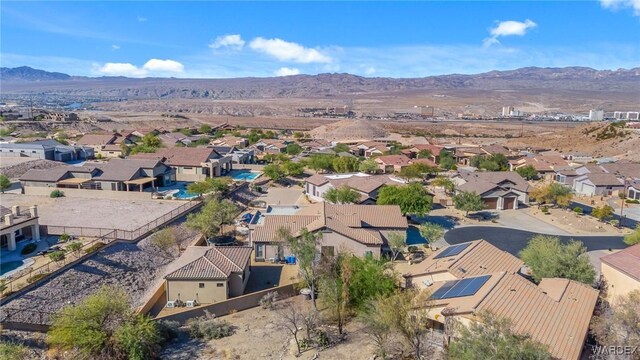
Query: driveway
[
  {"left": 444, "top": 226, "right": 626, "bottom": 257},
  {"left": 491, "top": 209, "right": 570, "bottom": 235}
]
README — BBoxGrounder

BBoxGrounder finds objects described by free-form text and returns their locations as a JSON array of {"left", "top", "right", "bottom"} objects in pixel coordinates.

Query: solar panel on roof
[
  {"left": 431, "top": 275, "right": 491, "bottom": 300},
  {"left": 433, "top": 242, "right": 471, "bottom": 259}
]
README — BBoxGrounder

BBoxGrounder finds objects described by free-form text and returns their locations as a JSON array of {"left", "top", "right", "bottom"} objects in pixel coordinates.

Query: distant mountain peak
[{"left": 1, "top": 66, "right": 72, "bottom": 81}]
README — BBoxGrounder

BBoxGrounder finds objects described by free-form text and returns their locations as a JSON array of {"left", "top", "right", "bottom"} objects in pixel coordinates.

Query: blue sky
[{"left": 1, "top": 1, "right": 639, "bottom": 78}]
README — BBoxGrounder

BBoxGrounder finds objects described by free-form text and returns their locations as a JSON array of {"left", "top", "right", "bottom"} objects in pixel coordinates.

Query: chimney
[
  {"left": 11, "top": 205, "right": 20, "bottom": 216},
  {"left": 29, "top": 205, "right": 38, "bottom": 218},
  {"left": 4, "top": 214, "right": 13, "bottom": 225}
]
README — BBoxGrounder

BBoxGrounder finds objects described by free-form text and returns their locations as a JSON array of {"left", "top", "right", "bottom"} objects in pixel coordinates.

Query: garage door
[
  {"left": 503, "top": 197, "right": 516, "bottom": 210},
  {"left": 580, "top": 183, "right": 595, "bottom": 196},
  {"left": 483, "top": 198, "right": 498, "bottom": 209}
]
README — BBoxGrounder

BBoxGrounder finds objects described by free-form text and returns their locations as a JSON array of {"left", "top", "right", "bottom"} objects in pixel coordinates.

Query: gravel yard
[
  {"left": 0, "top": 158, "right": 63, "bottom": 179},
  {"left": 0, "top": 194, "right": 184, "bottom": 231},
  {"left": 1, "top": 224, "right": 198, "bottom": 325}
]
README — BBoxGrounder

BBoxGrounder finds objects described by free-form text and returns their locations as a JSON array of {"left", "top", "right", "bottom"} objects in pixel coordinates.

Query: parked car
[{"left": 37, "top": 246, "right": 61, "bottom": 256}]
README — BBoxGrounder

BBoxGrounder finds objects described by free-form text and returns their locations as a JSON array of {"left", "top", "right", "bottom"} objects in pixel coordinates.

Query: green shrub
[
  {"left": 84, "top": 242, "right": 106, "bottom": 254},
  {"left": 59, "top": 233, "right": 71, "bottom": 242},
  {"left": 573, "top": 207, "right": 584, "bottom": 214},
  {"left": 49, "top": 251, "right": 65, "bottom": 262},
  {"left": 0, "top": 341, "right": 29, "bottom": 360},
  {"left": 50, "top": 189, "right": 65, "bottom": 198},
  {"left": 541, "top": 206, "right": 550, "bottom": 213},
  {"left": 625, "top": 199, "right": 640, "bottom": 204},
  {"left": 609, "top": 219, "right": 619, "bottom": 227},
  {"left": 20, "top": 243, "right": 37, "bottom": 255},
  {"left": 26, "top": 273, "right": 49, "bottom": 284},
  {"left": 186, "top": 311, "right": 235, "bottom": 340}
]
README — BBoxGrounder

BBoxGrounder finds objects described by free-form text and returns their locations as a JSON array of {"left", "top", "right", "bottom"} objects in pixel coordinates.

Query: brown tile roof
[
  {"left": 411, "top": 158, "right": 437, "bottom": 167},
  {"left": 75, "top": 134, "right": 117, "bottom": 146},
  {"left": 375, "top": 155, "right": 412, "bottom": 166},
  {"left": 305, "top": 173, "right": 407, "bottom": 195},
  {"left": 427, "top": 273, "right": 598, "bottom": 360},
  {"left": 96, "top": 158, "right": 167, "bottom": 182},
  {"left": 165, "top": 246, "right": 251, "bottom": 280},
  {"left": 410, "top": 144, "right": 443, "bottom": 153},
  {"left": 481, "top": 145, "right": 512, "bottom": 156},
  {"left": 252, "top": 203, "right": 407, "bottom": 245},
  {"left": 601, "top": 245, "right": 640, "bottom": 281},
  {"left": 577, "top": 173, "right": 623, "bottom": 186},
  {"left": 458, "top": 171, "right": 530, "bottom": 193},
  {"left": 404, "top": 240, "right": 524, "bottom": 279},
  {"left": 133, "top": 147, "right": 220, "bottom": 167}
]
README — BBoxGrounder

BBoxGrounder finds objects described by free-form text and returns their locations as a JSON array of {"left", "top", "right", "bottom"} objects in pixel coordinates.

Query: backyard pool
[
  {"left": 406, "top": 226, "right": 428, "bottom": 246},
  {"left": 227, "top": 170, "right": 262, "bottom": 182},
  {"left": 173, "top": 188, "right": 198, "bottom": 200},
  {"left": 0, "top": 260, "right": 26, "bottom": 276}
]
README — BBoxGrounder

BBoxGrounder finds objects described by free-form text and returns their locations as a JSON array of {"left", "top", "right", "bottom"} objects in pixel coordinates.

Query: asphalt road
[{"left": 444, "top": 226, "right": 627, "bottom": 256}]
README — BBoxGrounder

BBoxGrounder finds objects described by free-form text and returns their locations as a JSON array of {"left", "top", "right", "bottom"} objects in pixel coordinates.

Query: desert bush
[
  {"left": 573, "top": 207, "right": 583, "bottom": 214},
  {"left": 27, "top": 272, "right": 49, "bottom": 284},
  {"left": 626, "top": 199, "right": 640, "bottom": 204},
  {"left": 50, "top": 190, "right": 65, "bottom": 198},
  {"left": 0, "top": 341, "right": 29, "bottom": 360},
  {"left": 186, "top": 311, "right": 235, "bottom": 340},
  {"left": 20, "top": 243, "right": 37, "bottom": 255},
  {"left": 541, "top": 206, "right": 550, "bottom": 214},
  {"left": 156, "top": 320, "right": 181, "bottom": 342},
  {"left": 49, "top": 251, "right": 65, "bottom": 263},
  {"left": 84, "top": 242, "right": 106, "bottom": 254},
  {"left": 59, "top": 233, "right": 71, "bottom": 243},
  {"left": 260, "top": 291, "right": 279, "bottom": 310}
]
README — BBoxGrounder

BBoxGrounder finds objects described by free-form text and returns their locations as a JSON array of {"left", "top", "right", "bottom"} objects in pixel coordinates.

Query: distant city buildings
[
  {"left": 501, "top": 106, "right": 523, "bottom": 117},
  {"left": 613, "top": 111, "right": 639, "bottom": 120},
  {"left": 588, "top": 109, "right": 604, "bottom": 121}
]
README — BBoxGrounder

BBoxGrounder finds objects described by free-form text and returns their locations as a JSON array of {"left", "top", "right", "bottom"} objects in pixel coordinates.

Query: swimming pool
[
  {"left": 227, "top": 170, "right": 262, "bottom": 182},
  {"left": 406, "top": 226, "right": 428, "bottom": 246},
  {"left": 173, "top": 188, "right": 198, "bottom": 200},
  {"left": 1, "top": 260, "right": 25, "bottom": 276}
]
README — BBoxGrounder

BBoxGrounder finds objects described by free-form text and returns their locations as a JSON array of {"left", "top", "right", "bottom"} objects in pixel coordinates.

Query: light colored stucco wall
[
  {"left": 601, "top": 262, "right": 640, "bottom": 300},
  {"left": 320, "top": 231, "right": 381, "bottom": 258},
  {"left": 166, "top": 279, "right": 228, "bottom": 304},
  {"left": 23, "top": 185, "right": 153, "bottom": 200}
]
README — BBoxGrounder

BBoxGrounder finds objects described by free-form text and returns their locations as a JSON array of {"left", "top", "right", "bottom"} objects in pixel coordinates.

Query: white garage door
[{"left": 580, "top": 183, "right": 595, "bottom": 196}]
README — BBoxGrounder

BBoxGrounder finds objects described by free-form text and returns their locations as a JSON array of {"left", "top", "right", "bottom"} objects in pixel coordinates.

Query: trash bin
[{"left": 300, "top": 288, "right": 312, "bottom": 300}]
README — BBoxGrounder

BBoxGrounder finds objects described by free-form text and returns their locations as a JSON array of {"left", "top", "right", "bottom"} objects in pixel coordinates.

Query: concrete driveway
[
  {"left": 491, "top": 208, "right": 570, "bottom": 235},
  {"left": 444, "top": 226, "right": 626, "bottom": 257}
]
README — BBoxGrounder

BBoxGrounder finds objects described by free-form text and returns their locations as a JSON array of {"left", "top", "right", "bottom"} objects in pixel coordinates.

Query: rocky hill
[{"left": 1, "top": 66, "right": 638, "bottom": 100}]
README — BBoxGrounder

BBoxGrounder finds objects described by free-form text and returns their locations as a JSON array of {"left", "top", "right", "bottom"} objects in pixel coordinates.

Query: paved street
[{"left": 444, "top": 226, "right": 626, "bottom": 257}]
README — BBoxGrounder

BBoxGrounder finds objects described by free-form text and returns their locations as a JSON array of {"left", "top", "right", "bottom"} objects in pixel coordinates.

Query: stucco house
[
  {"left": 374, "top": 154, "right": 412, "bottom": 173},
  {"left": 406, "top": 241, "right": 599, "bottom": 360},
  {"left": 164, "top": 246, "right": 252, "bottom": 305},
  {"left": 74, "top": 133, "right": 122, "bottom": 158},
  {"left": 453, "top": 171, "right": 530, "bottom": 210},
  {"left": 132, "top": 147, "right": 232, "bottom": 181},
  {"left": 0, "top": 139, "right": 94, "bottom": 162},
  {"left": 600, "top": 245, "right": 640, "bottom": 300},
  {"left": 304, "top": 172, "right": 408, "bottom": 204},
  {"left": 249, "top": 202, "right": 408, "bottom": 261},
  {"left": 20, "top": 158, "right": 174, "bottom": 193},
  {"left": 1, "top": 205, "right": 39, "bottom": 251}
]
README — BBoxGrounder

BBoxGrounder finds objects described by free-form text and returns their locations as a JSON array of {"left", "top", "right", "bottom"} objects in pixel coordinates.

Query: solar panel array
[
  {"left": 431, "top": 275, "right": 491, "bottom": 300},
  {"left": 433, "top": 242, "right": 471, "bottom": 259}
]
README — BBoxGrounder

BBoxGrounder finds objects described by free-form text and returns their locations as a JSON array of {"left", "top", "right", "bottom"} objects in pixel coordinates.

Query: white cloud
[
  {"left": 600, "top": 0, "right": 640, "bottom": 16},
  {"left": 137, "top": 16, "right": 147, "bottom": 22},
  {"left": 97, "top": 62, "right": 147, "bottom": 77},
  {"left": 111, "top": 44, "right": 120, "bottom": 50},
  {"left": 96, "top": 59, "right": 184, "bottom": 77},
  {"left": 142, "top": 59, "right": 184, "bottom": 73},
  {"left": 274, "top": 67, "right": 300, "bottom": 76},
  {"left": 249, "top": 37, "right": 332, "bottom": 63},
  {"left": 364, "top": 66, "right": 376, "bottom": 75},
  {"left": 209, "top": 34, "right": 245, "bottom": 49},
  {"left": 484, "top": 19, "right": 537, "bottom": 47}
]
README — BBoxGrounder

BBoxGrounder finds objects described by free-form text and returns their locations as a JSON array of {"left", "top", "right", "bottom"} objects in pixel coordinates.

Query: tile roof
[
  {"left": 375, "top": 155, "right": 412, "bottom": 166},
  {"left": 252, "top": 203, "right": 407, "bottom": 245},
  {"left": 457, "top": 171, "right": 530, "bottom": 193},
  {"left": 305, "top": 173, "right": 407, "bottom": 195},
  {"left": 75, "top": 134, "right": 117, "bottom": 146},
  {"left": 577, "top": 173, "right": 623, "bottom": 186},
  {"left": 132, "top": 147, "right": 220, "bottom": 167},
  {"left": 404, "top": 240, "right": 524, "bottom": 279},
  {"left": 427, "top": 273, "right": 598, "bottom": 360},
  {"left": 165, "top": 246, "right": 252, "bottom": 280},
  {"left": 96, "top": 158, "right": 166, "bottom": 181},
  {"left": 601, "top": 244, "right": 640, "bottom": 281}
]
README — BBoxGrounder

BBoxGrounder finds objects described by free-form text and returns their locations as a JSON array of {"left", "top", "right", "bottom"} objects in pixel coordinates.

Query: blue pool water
[
  {"left": 406, "top": 227, "right": 428, "bottom": 246},
  {"left": 174, "top": 188, "right": 198, "bottom": 200},
  {"left": 1, "top": 260, "right": 25, "bottom": 275},
  {"left": 227, "top": 170, "right": 261, "bottom": 182}
]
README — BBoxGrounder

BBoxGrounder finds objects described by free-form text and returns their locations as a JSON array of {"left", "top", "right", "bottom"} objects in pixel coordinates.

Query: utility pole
[{"left": 619, "top": 178, "right": 629, "bottom": 228}]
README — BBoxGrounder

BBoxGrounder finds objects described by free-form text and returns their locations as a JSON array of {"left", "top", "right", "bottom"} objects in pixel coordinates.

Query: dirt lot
[
  {"left": 0, "top": 194, "right": 184, "bottom": 231},
  {"left": 160, "top": 295, "right": 424, "bottom": 360}
]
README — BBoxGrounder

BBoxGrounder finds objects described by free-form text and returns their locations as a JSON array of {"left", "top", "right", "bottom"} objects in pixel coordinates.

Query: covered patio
[
  {"left": 56, "top": 177, "right": 93, "bottom": 189},
  {"left": 124, "top": 177, "right": 157, "bottom": 192}
]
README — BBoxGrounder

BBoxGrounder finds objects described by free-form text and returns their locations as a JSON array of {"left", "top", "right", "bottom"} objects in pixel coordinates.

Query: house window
[
  {"left": 199, "top": 283, "right": 205, "bottom": 288},
  {"left": 217, "top": 283, "right": 224, "bottom": 287},
  {"left": 256, "top": 244, "right": 264, "bottom": 258}
]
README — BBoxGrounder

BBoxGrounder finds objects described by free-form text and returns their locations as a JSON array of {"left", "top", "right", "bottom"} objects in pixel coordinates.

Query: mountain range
[{"left": 1, "top": 66, "right": 638, "bottom": 100}]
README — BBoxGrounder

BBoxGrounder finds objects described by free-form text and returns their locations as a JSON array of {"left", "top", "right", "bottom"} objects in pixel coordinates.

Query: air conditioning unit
[
  {"left": 422, "top": 279, "right": 434, "bottom": 287},
  {"left": 166, "top": 301, "right": 176, "bottom": 308},
  {"left": 186, "top": 300, "right": 196, "bottom": 308}
]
